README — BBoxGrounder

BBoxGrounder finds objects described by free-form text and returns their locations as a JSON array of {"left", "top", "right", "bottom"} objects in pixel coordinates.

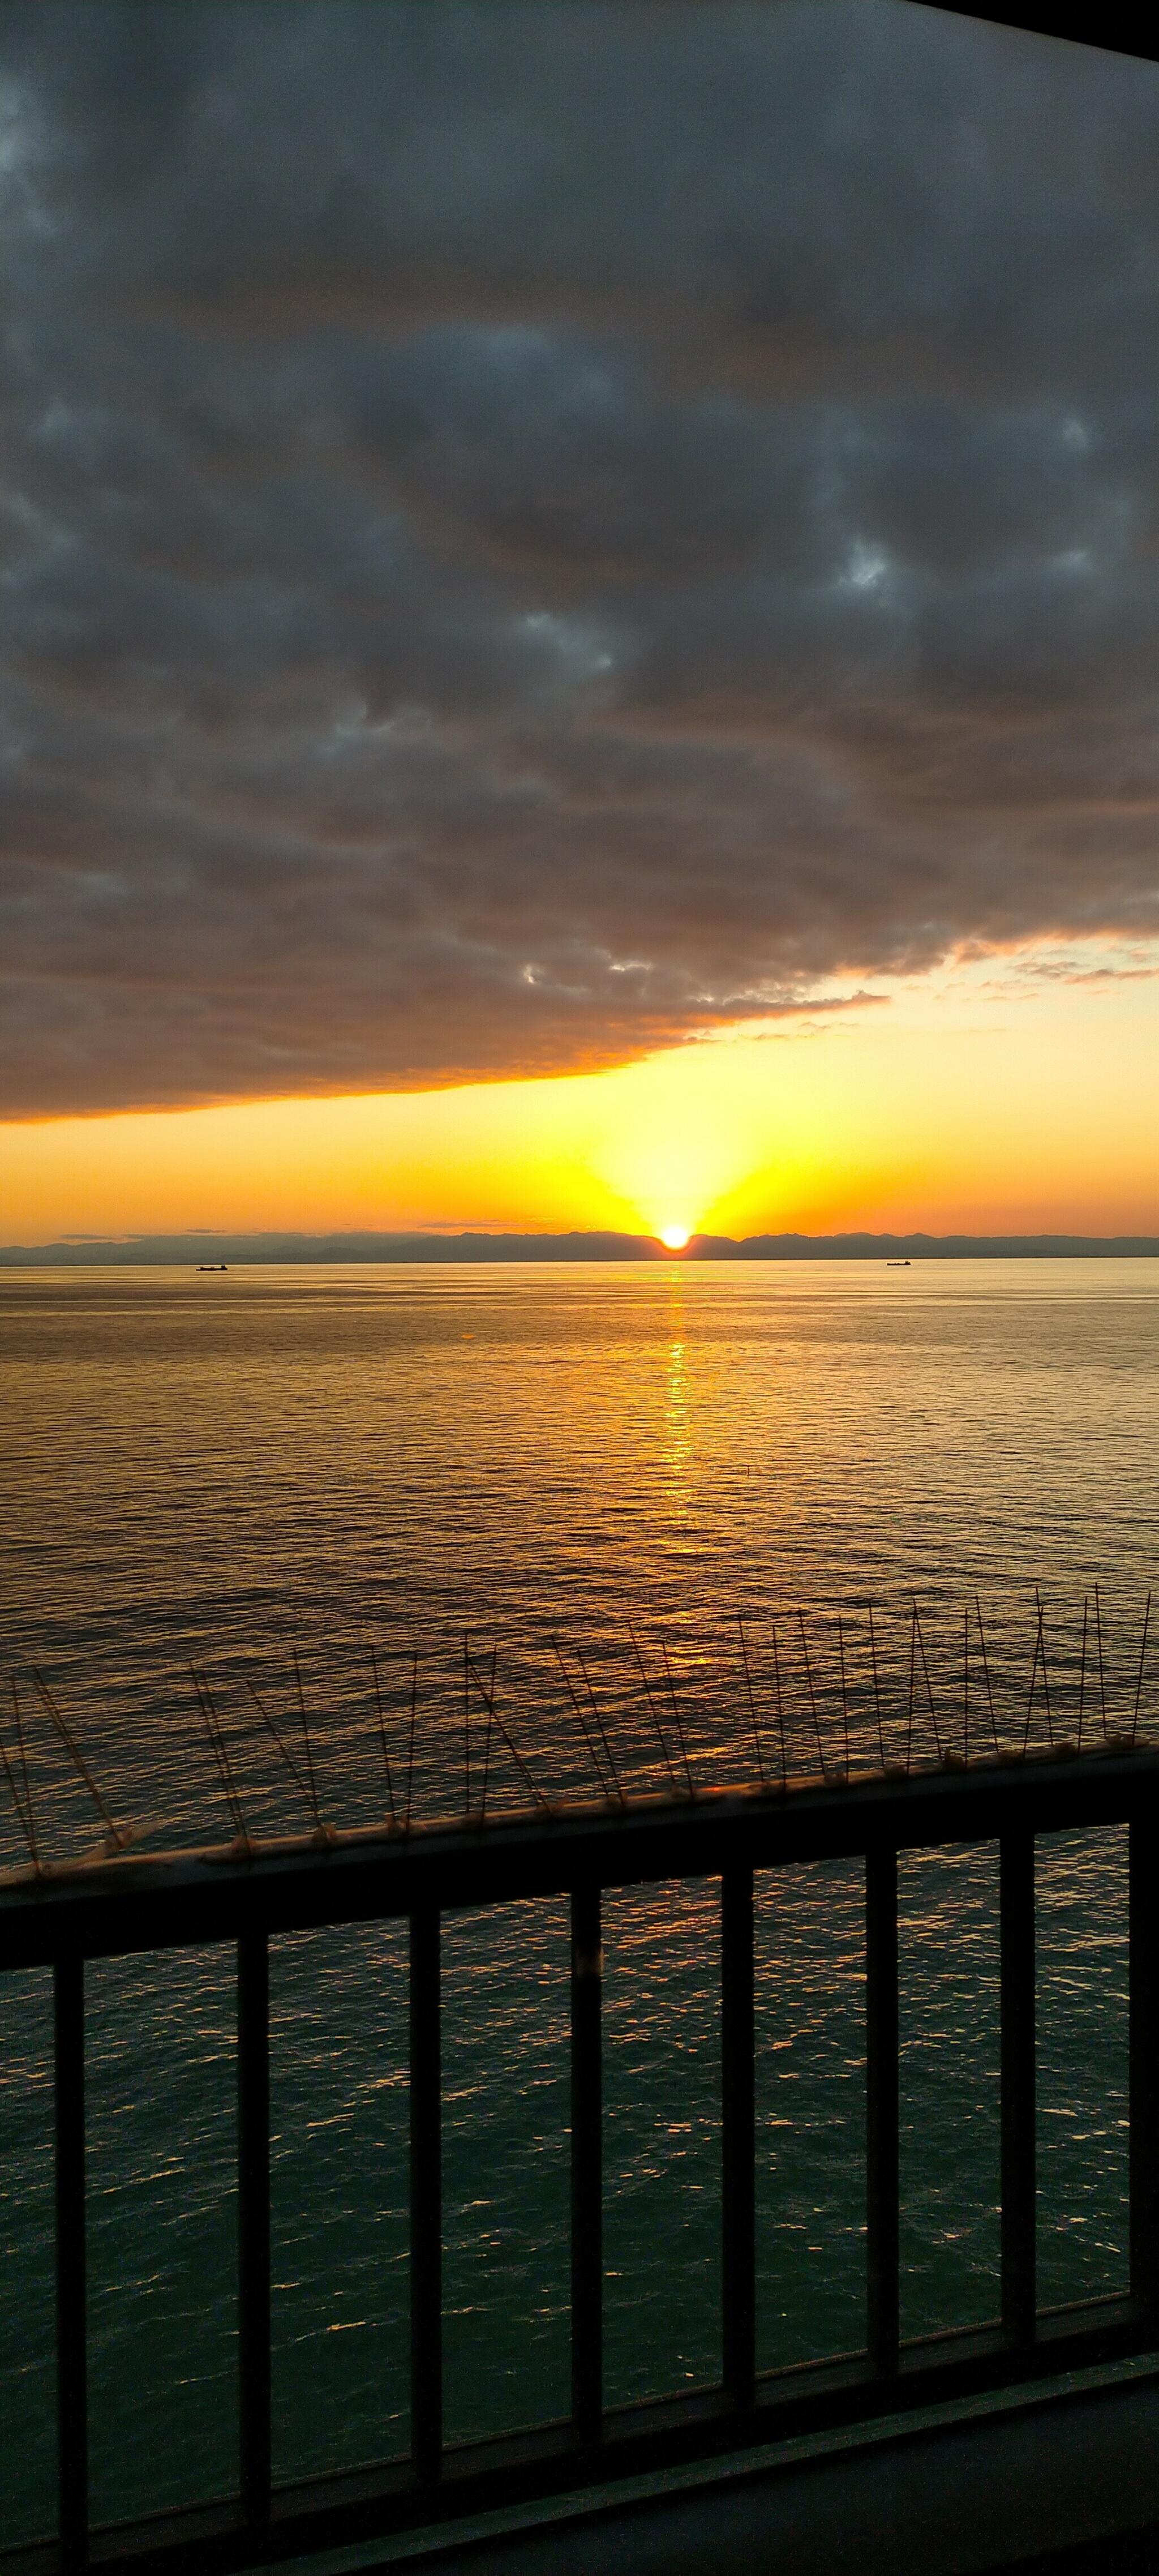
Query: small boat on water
[
  {"left": 886, "top": 1259, "right": 911, "bottom": 1267},
  {"left": 198, "top": 1263, "right": 228, "bottom": 1272}
]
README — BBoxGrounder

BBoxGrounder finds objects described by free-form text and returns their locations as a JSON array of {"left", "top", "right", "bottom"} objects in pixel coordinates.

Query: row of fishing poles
[
  {"left": 188, "top": 1587, "right": 1158, "bottom": 1839},
  {"left": 542, "top": 1588, "right": 1154, "bottom": 1814},
  {"left": 1, "top": 1587, "right": 1154, "bottom": 1866}
]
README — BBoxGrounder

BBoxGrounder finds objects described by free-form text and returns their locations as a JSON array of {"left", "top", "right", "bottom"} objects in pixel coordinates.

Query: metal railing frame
[{"left": 2, "top": 1745, "right": 1158, "bottom": 2575}]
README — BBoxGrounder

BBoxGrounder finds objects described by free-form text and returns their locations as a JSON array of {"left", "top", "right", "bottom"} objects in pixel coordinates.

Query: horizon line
[{"left": 5, "top": 1227, "right": 1159, "bottom": 1265}]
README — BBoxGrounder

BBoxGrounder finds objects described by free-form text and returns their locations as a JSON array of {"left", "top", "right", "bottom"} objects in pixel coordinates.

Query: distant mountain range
[{"left": 3, "top": 1229, "right": 1159, "bottom": 1264}]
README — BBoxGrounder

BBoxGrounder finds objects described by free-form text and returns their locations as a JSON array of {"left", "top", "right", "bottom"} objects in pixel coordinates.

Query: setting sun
[{"left": 6, "top": 967, "right": 1159, "bottom": 1250}]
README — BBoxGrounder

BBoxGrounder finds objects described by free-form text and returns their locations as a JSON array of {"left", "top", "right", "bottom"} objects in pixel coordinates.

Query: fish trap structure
[{"left": 2, "top": 1587, "right": 1158, "bottom": 2574}]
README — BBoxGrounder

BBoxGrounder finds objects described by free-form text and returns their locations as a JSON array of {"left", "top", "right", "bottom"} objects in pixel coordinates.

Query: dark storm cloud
[{"left": 2, "top": 1, "right": 1159, "bottom": 1116}]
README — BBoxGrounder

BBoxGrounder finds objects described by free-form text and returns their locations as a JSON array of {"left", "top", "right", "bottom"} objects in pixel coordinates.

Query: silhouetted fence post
[
  {"left": 866, "top": 1846, "right": 899, "bottom": 2374},
  {"left": 1131, "top": 1810, "right": 1159, "bottom": 2322},
  {"left": 55, "top": 1956, "right": 88, "bottom": 2570},
  {"left": 571, "top": 1883, "right": 603, "bottom": 2440},
  {"left": 722, "top": 1865, "right": 756, "bottom": 2405},
  {"left": 238, "top": 1930, "right": 271, "bottom": 2525},
  {"left": 410, "top": 1906, "right": 443, "bottom": 2482},
  {"left": 1001, "top": 1833, "right": 1036, "bottom": 2343}
]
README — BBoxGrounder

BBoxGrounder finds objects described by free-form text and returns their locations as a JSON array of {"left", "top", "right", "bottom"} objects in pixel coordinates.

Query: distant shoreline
[{"left": 4, "top": 1229, "right": 1159, "bottom": 1266}]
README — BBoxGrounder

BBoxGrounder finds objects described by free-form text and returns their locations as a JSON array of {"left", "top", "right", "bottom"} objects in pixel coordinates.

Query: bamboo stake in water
[
  {"left": 1034, "top": 1589, "right": 1054, "bottom": 1750},
  {"left": 478, "top": 1645, "right": 497, "bottom": 1816},
  {"left": 659, "top": 1639, "right": 696, "bottom": 1799},
  {"left": 575, "top": 1642, "right": 626, "bottom": 1806},
  {"left": 8, "top": 1678, "right": 38, "bottom": 1861},
  {"left": 868, "top": 1607, "right": 887, "bottom": 1774},
  {"left": 836, "top": 1618, "right": 851, "bottom": 1776},
  {"left": 32, "top": 1671, "right": 124, "bottom": 1847},
  {"left": 913, "top": 1604, "right": 943, "bottom": 1765},
  {"left": 190, "top": 1668, "right": 248, "bottom": 1842},
  {"left": 770, "top": 1619, "right": 789, "bottom": 1789},
  {"left": 797, "top": 1611, "right": 827, "bottom": 1779},
  {"left": 1095, "top": 1585, "right": 1108, "bottom": 1743},
  {"left": 628, "top": 1622, "right": 679, "bottom": 1795},
  {"left": 1020, "top": 1608, "right": 1041, "bottom": 1758},
  {"left": 292, "top": 1651, "right": 322, "bottom": 1827},
  {"left": 554, "top": 1641, "right": 609, "bottom": 1797},
  {"left": 242, "top": 1671, "right": 314, "bottom": 1821},
  {"left": 463, "top": 1633, "right": 471, "bottom": 1815},
  {"left": 0, "top": 1729, "right": 36, "bottom": 1866},
  {"left": 2, "top": 1681, "right": 38, "bottom": 1869},
  {"left": 736, "top": 1615, "right": 766, "bottom": 1790},
  {"left": 406, "top": 1649, "right": 418, "bottom": 1831},
  {"left": 1077, "top": 1597, "right": 1088, "bottom": 1755},
  {"left": 466, "top": 1650, "right": 548, "bottom": 1814},
  {"left": 962, "top": 1605, "right": 969, "bottom": 1769},
  {"left": 1132, "top": 1593, "right": 1151, "bottom": 1748},
  {"left": 367, "top": 1645, "right": 397, "bottom": 1825},
  {"left": 975, "top": 1596, "right": 1000, "bottom": 1758},
  {"left": 905, "top": 1606, "right": 917, "bottom": 1776}
]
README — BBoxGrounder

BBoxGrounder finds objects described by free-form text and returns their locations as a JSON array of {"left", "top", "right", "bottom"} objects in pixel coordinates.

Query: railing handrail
[{"left": 1, "top": 1742, "right": 1156, "bottom": 1968}]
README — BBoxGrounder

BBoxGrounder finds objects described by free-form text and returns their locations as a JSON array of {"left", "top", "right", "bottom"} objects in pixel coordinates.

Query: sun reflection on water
[{"left": 663, "top": 1274, "right": 690, "bottom": 1499}]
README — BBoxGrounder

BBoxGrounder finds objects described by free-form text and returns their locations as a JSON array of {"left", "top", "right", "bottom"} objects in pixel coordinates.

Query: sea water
[{"left": 1, "top": 1259, "right": 1155, "bottom": 2541}]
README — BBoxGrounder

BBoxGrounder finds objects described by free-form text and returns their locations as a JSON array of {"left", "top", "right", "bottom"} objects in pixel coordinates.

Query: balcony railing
[{"left": 1, "top": 1742, "right": 1157, "bottom": 2574}]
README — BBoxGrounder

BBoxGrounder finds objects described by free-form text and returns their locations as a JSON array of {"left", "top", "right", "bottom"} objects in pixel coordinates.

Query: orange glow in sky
[{"left": 2, "top": 951, "right": 1158, "bottom": 1247}]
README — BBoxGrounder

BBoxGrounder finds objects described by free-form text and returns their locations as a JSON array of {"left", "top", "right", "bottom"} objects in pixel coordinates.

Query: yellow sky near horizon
[{"left": 3, "top": 954, "right": 1158, "bottom": 1246}]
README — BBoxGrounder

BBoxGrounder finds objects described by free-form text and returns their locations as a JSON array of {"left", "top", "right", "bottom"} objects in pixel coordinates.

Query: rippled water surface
[{"left": 1, "top": 1259, "right": 1156, "bottom": 2541}]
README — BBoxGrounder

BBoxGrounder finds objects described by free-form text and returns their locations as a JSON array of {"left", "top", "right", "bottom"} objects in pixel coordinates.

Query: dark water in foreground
[{"left": 1, "top": 1260, "right": 1156, "bottom": 2542}]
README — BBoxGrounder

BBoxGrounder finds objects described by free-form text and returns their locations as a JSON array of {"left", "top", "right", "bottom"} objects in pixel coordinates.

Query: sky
[{"left": 3, "top": 1, "right": 1159, "bottom": 1245}]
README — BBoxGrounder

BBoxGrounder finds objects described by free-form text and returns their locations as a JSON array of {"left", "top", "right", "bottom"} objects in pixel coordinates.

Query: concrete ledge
[{"left": 269, "top": 2363, "right": 1159, "bottom": 2576}]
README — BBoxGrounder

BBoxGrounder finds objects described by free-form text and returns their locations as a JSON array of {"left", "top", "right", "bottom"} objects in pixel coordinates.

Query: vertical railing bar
[
  {"left": 238, "top": 1928, "right": 271, "bottom": 2526},
  {"left": 1001, "top": 1831, "right": 1036, "bottom": 2343},
  {"left": 722, "top": 1865, "right": 756, "bottom": 2407},
  {"left": 866, "top": 1844, "right": 899, "bottom": 2377},
  {"left": 571, "top": 1883, "right": 603, "bottom": 2442},
  {"left": 410, "top": 1906, "right": 443, "bottom": 2482},
  {"left": 55, "top": 1954, "right": 88, "bottom": 2570},
  {"left": 1130, "top": 1808, "right": 1159, "bottom": 2321}
]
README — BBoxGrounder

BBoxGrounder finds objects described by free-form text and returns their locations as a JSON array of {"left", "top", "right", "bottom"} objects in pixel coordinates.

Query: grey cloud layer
[{"left": 2, "top": 1, "right": 1159, "bottom": 1115}]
